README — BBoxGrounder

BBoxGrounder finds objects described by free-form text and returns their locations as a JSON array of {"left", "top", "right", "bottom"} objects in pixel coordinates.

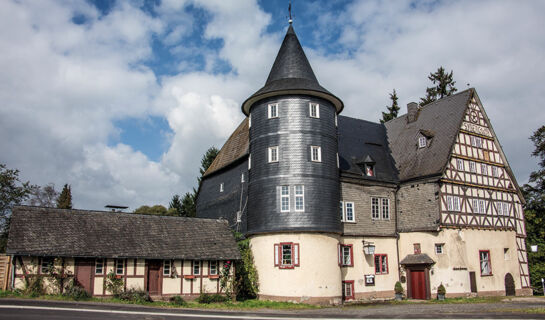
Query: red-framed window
[
  {"left": 374, "top": 254, "right": 388, "bottom": 274},
  {"left": 274, "top": 242, "right": 299, "bottom": 269},
  {"left": 479, "top": 250, "right": 492, "bottom": 276},
  {"left": 342, "top": 280, "right": 355, "bottom": 301},
  {"left": 337, "top": 244, "right": 354, "bottom": 267}
]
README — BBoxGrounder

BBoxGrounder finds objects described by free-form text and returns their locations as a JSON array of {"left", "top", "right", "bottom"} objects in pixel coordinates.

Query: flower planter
[
  {"left": 395, "top": 293, "right": 403, "bottom": 301},
  {"left": 437, "top": 294, "right": 445, "bottom": 301},
  {"left": 183, "top": 275, "right": 195, "bottom": 279}
]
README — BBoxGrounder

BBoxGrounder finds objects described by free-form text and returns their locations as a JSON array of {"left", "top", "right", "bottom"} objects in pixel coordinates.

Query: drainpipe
[
  {"left": 10, "top": 255, "right": 15, "bottom": 290},
  {"left": 395, "top": 186, "right": 401, "bottom": 283}
]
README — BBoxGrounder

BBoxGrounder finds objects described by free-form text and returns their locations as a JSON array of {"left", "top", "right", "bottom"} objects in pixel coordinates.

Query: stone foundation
[{"left": 258, "top": 294, "right": 342, "bottom": 305}]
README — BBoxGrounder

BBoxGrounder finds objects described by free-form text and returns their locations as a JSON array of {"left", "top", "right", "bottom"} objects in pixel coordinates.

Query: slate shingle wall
[{"left": 397, "top": 182, "right": 440, "bottom": 232}]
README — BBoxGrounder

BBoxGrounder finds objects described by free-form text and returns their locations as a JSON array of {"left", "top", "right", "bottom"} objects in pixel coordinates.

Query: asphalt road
[{"left": 0, "top": 297, "right": 544, "bottom": 320}]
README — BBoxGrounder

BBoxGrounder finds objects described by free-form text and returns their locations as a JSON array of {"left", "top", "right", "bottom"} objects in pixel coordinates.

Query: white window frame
[
  {"left": 311, "top": 146, "right": 322, "bottom": 162},
  {"left": 248, "top": 154, "right": 251, "bottom": 170},
  {"left": 294, "top": 185, "right": 304, "bottom": 212},
  {"left": 193, "top": 260, "right": 201, "bottom": 275},
  {"left": 469, "top": 161, "right": 477, "bottom": 173},
  {"left": 268, "top": 103, "right": 278, "bottom": 119},
  {"left": 95, "top": 258, "right": 104, "bottom": 275},
  {"left": 341, "top": 245, "right": 352, "bottom": 266},
  {"left": 478, "top": 199, "right": 486, "bottom": 214},
  {"left": 336, "top": 153, "right": 339, "bottom": 168},
  {"left": 418, "top": 136, "right": 427, "bottom": 148},
  {"left": 492, "top": 166, "right": 499, "bottom": 177},
  {"left": 435, "top": 244, "right": 444, "bottom": 254},
  {"left": 340, "top": 201, "right": 344, "bottom": 221},
  {"left": 447, "top": 196, "right": 461, "bottom": 212},
  {"left": 268, "top": 146, "right": 279, "bottom": 163},
  {"left": 345, "top": 202, "right": 355, "bottom": 222},
  {"left": 248, "top": 113, "right": 251, "bottom": 128},
  {"left": 381, "top": 198, "right": 390, "bottom": 220},
  {"left": 309, "top": 102, "right": 320, "bottom": 118},
  {"left": 456, "top": 159, "right": 464, "bottom": 171},
  {"left": 479, "top": 251, "right": 491, "bottom": 276},
  {"left": 371, "top": 197, "right": 380, "bottom": 219},
  {"left": 335, "top": 113, "right": 338, "bottom": 127},
  {"left": 481, "top": 163, "right": 488, "bottom": 175},
  {"left": 115, "top": 259, "right": 124, "bottom": 275},
  {"left": 209, "top": 260, "right": 218, "bottom": 275},
  {"left": 280, "top": 185, "right": 290, "bottom": 212},
  {"left": 220, "top": 183, "right": 224, "bottom": 192},
  {"left": 163, "top": 260, "right": 171, "bottom": 276},
  {"left": 471, "top": 136, "right": 483, "bottom": 148},
  {"left": 241, "top": 173, "right": 245, "bottom": 183},
  {"left": 40, "top": 257, "right": 53, "bottom": 274}
]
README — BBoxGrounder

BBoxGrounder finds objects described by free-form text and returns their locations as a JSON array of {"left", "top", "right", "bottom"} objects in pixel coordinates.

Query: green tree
[
  {"left": 197, "top": 147, "right": 220, "bottom": 185},
  {"left": 133, "top": 205, "right": 174, "bottom": 215},
  {"left": 522, "top": 125, "right": 545, "bottom": 294},
  {"left": 169, "top": 194, "right": 183, "bottom": 216},
  {"left": 380, "top": 89, "right": 400, "bottom": 123},
  {"left": 420, "top": 66, "right": 457, "bottom": 106},
  {"left": 28, "top": 183, "right": 58, "bottom": 207},
  {"left": 56, "top": 184, "right": 72, "bottom": 209},
  {"left": 181, "top": 192, "right": 196, "bottom": 217},
  {"left": 0, "top": 164, "right": 34, "bottom": 252}
]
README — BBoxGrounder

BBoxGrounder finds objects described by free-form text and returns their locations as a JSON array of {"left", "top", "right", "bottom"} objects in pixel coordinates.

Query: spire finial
[{"left": 288, "top": 1, "right": 293, "bottom": 24}]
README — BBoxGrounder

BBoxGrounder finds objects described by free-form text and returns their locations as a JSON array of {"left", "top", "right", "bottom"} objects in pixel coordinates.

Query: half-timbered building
[{"left": 196, "top": 22, "right": 532, "bottom": 304}]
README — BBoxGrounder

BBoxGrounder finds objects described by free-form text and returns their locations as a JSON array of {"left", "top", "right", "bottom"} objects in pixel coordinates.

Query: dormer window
[
  {"left": 356, "top": 155, "right": 376, "bottom": 177},
  {"left": 268, "top": 103, "right": 278, "bottom": 118},
  {"left": 365, "top": 164, "right": 374, "bottom": 176},
  {"left": 418, "top": 136, "right": 427, "bottom": 148},
  {"left": 309, "top": 103, "right": 320, "bottom": 118}
]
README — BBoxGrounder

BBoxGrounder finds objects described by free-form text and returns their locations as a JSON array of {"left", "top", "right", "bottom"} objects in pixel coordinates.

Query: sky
[{"left": 1, "top": 0, "right": 544, "bottom": 210}]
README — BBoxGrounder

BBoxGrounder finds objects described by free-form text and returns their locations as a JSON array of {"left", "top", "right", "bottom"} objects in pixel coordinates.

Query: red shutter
[
  {"left": 293, "top": 243, "right": 300, "bottom": 266},
  {"left": 349, "top": 245, "right": 354, "bottom": 267},
  {"left": 337, "top": 243, "right": 341, "bottom": 266},
  {"left": 274, "top": 244, "right": 279, "bottom": 267}
]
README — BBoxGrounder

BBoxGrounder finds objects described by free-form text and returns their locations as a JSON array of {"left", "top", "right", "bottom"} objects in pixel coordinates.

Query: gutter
[{"left": 394, "top": 185, "right": 401, "bottom": 283}]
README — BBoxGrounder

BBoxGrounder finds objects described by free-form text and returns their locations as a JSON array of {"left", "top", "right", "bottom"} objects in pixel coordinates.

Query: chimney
[{"left": 407, "top": 102, "right": 419, "bottom": 123}]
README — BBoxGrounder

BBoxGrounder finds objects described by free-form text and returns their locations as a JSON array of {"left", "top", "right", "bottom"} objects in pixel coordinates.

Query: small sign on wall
[{"left": 365, "top": 274, "right": 375, "bottom": 286}]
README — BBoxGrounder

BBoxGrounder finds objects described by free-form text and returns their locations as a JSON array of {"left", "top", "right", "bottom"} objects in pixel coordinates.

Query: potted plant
[
  {"left": 437, "top": 283, "right": 446, "bottom": 300},
  {"left": 394, "top": 281, "right": 403, "bottom": 301}
]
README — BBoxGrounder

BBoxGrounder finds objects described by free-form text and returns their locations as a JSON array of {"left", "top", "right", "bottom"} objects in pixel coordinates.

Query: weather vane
[{"left": 288, "top": 1, "right": 293, "bottom": 24}]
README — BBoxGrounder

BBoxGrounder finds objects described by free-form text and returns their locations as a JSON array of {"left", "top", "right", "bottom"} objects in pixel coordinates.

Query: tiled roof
[
  {"left": 204, "top": 118, "right": 249, "bottom": 177},
  {"left": 7, "top": 206, "right": 241, "bottom": 260},
  {"left": 400, "top": 253, "right": 435, "bottom": 265},
  {"left": 385, "top": 89, "right": 473, "bottom": 182}
]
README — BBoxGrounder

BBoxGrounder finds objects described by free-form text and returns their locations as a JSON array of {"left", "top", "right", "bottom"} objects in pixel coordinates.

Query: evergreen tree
[
  {"left": 181, "top": 191, "right": 196, "bottom": 217},
  {"left": 0, "top": 164, "right": 33, "bottom": 252},
  {"left": 56, "top": 184, "right": 72, "bottom": 209},
  {"left": 420, "top": 66, "right": 457, "bottom": 106},
  {"left": 522, "top": 125, "right": 545, "bottom": 294},
  {"left": 380, "top": 89, "right": 400, "bottom": 123},
  {"left": 169, "top": 194, "right": 183, "bottom": 216},
  {"left": 198, "top": 147, "right": 220, "bottom": 185}
]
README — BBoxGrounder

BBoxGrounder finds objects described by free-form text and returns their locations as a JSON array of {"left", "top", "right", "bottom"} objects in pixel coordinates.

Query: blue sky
[{"left": 0, "top": 0, "right": 544, "bottom": 209}]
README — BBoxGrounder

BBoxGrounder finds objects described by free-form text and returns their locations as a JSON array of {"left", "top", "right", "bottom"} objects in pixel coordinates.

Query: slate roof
[
  {"left": 241, "top": 25, "right": 343, "bottom": 115},
  {"left": 338, "top": 116, "right": 398, "bottom": 183},
  {"left": 7, "top": 206, "right": 241, "bottom": 260},
  {"left": 204, "top": 118, "right": 249, "bottom": 177},
  {"left": 399, "top": 253, "right": 435, "bottom": 265},
  {"left": 385, "top": 89, "right": 473, "bottom": 182}
]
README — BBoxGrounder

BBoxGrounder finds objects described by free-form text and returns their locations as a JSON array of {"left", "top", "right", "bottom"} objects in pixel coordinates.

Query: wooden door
[
  {"left": 410, "top": 270, "right": 426, "bottom": 299},
  {"left": 147, "top": 260, "right": 161, "bottom": 295},
  {"left": 505, "top": 273, "right": 515, "bottom": 296},
  {"left": 75, "top": 258, "right": 94, "bottom": 295},
  {"left": 469, "top": 271, "right": 477, "bottom": 293}
]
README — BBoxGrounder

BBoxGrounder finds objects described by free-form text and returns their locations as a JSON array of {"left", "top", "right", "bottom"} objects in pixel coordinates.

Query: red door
[
  {"left": 410, "top": 270, "right": 426, "bottom": 299},
  {"left": 147, "top": 260, "right": 161, "bottom": 295},
  {"left": 75, "top": 258, "right": 94, "bottom": 295}
]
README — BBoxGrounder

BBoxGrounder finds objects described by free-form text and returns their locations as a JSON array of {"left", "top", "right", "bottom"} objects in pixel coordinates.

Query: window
[
  {"left": 219, "top": 183, "right": 224, "bottom": 192},
  {"left": 492, "top": 167, "right": 499, "bottom": 177},
  {"left": 241, "top": 173, "right": 245, "bottom": 183},
  {"left": 381, "top": 198, "right": 390, "bottom": 219},
  {"left": 248, "top": 154, "right": 251, "bottom": 170},
  {"left": 479, "top": 250, "right": 492, "bottom": 276},
  {"left": 41, "top": 257, "right": 53, "bottom": 274},
  {"left": 481, "top": 163, "right": 488, "bottom": 175},
  {"left": 193, "top": 261, "right": 201, "bottom": 275},
  {"left": 342, "top": 281, "right": 354, "bottom": 300},
  {"left": 374, "top": 254, "right": 388, "bottom": 274},
  {"left": 209, "top": 260, "right": 218, "bottom": 275},
  {"left": 456, "top": 159, "right": 464, "bottom": 171},
  {"left": 268, "top": 103, "right": 278, "bottom": 118},
  {"left": 236, "top": 210, "right": 242, "bottom": 223},
  {"left": 335, "top": 113, "right": 338, "bottom": 127},
  {"left": 338, "top": 244, "right": 353, "bottom": 267},
  {"left": 340, "top": 201, "right": 344, "bottom": 220},
  {"left": 268, "top": 146, "right": 279, "bottom": 163},
  {"left": 435, "top": 244, "right": 444, "bottom": 254},
  {"left": 478, "top": 199, "right": 486, "bottom": 214},
  {"left": 446, "top": 196, "right": 461, "bottom": 212},
  {"left": 310, "top": 146, "right": 321, "bottom": 162},
  {"left": 413, "top": 243, "right": 421, "bottom": 254},
  {"left": 280, "top": 186, "right": 290, "bottom": 212},
  {"left": 345, "top": 202, "right": 354, "bottom": 222},
  {"left": 95, "top": 259, "right": 104, "bottom": 275},
  {"left": 365, "top": 164, "right": 374, "bottom": 176},
  {"left": 496, "top": 202, "right": 510, "bottom": 216},
  {"left": 504, "top": 248, "right": 510, "bottom": 261},
  {"left": 336, "top": 153, "right": 339, "bottom": 168},
  {"left": 115, "top": 259, "right": 124, "bottom": 275},
  {"left": 418, "top": 136, "right": 427, "bottom": 148},
  {"left": 274, "top": 243, "right": 299, "bottom": 269},
  {"left": 471, "top": 136, "right": 483, "bottom": 148},
  {"left": 469, "top": 161, "right": 477, "bottom": 173},
  {"left": 294, "top": 185, "right": 304, "bottom": 212},
  {"left": 309, "top": 102, "right": 320, "bottom": 118},
  {"left": 248, "top": 113, "right": 251, "bottom": 128},
  {"left": 163, "top": 260, "right": 171, "bottom": 276},
  {"left": 372, "top": 197, "right": 380, "bottom": 219}
]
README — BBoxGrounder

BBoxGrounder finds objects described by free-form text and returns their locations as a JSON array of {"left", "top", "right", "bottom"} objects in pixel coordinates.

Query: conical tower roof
[{"left": 241, "top": 24, "right": 343, "bottom": 115}]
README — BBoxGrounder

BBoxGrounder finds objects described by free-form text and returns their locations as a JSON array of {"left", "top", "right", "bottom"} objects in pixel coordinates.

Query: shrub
[
  {"left": 394, "top": 281, "right": 403, "bottom": 295},
  {"left": 437, "top": 283, "right": 446, "bottom": 295},
  {"left": 104, "top": 271, "right": 124, "bottom": 296},
  {"left": 197, "top": 293, "right": 229, "bottom": 304},
  {"left": 63, "top": 284, "right": 91, "bottom": 300},
  {"left": 24, "top": 275, "right": 44, "bottom": 297},
  {"left": 169, "top": 295, "right": 187, "bottom": 306},
  {"left": 115, "top": 289, "right": 152, "bottom": 303}
]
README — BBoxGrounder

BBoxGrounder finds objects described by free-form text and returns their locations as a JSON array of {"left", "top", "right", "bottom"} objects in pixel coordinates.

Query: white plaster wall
[
  {"left": 93, "top": 277, "right": 103, "bottom": 295},
  {"left": 250, "top": 233, "right": 342, "bottom": 301},
  {"left": 399, "top": 229, "right": 520, "bottom": 295},
  {"left": 126, "top": 278, "right": 144, "bottom": 291}
]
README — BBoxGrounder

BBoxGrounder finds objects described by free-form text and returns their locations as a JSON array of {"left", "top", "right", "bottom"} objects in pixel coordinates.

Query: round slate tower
[{"left": 241, "top": 23, "right": 344, "bottom": 304}]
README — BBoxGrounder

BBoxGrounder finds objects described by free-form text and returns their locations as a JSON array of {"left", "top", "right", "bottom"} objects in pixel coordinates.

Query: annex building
[{"left": 196, "top": 23, "right": 532, "bottom": 303}]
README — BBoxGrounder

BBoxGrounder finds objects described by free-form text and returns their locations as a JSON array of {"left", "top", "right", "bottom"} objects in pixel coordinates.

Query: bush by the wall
[
  {"left": 169, "top": 295, "right": 187, "bottom": 306},
  {"left": 115, "top": 289, "right": 152, "bottom": 303},
  {"left": 63, "top": 284, "right": 91, "bottom": 300},
  {"left": 197, "top": 293, "right": 229, "bottom": 304}
]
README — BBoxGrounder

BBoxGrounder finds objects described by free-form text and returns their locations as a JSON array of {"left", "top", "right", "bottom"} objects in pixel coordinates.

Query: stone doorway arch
[{"left": 504, "top": 273, "right": 515, "bottom": 296}]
